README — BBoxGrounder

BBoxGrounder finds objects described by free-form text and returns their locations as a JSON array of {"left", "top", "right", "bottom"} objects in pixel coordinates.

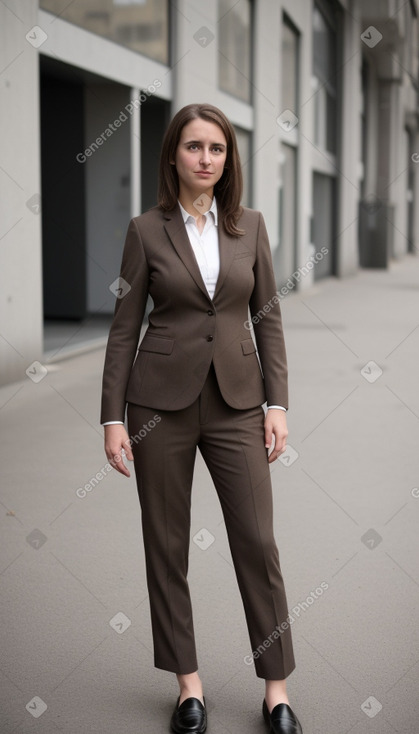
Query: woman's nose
[{"left": 200, "top": 148, "right": 211, "bottom": 165}]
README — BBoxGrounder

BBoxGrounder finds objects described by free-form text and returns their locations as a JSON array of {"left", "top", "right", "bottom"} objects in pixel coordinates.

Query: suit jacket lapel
[
  {"left": 163, "top": 207, "right": 209, "bottom": 300},
  {"left": 163, "top": 206, "right": 238, "bottom": 303},
  {"left": 213, "top": 222, "right": 236, "bottom": 301}
]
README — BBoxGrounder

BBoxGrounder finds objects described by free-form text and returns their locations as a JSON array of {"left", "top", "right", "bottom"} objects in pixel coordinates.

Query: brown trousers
[{"left": 127, "top": 363, "right": 296, "bottom": 679}]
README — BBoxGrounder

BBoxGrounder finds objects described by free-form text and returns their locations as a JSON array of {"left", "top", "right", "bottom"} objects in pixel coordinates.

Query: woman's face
[{"left": 174, "top": 117, "right": 227, "bottom": 201}]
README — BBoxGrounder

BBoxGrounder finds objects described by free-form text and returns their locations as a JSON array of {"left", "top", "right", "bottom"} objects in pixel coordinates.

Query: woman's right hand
[{"left": 104, "top": 424, "right": 134, "bottom": 477}]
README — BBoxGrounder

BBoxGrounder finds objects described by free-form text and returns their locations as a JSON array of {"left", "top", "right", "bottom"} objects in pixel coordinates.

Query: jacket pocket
[
  {"left": 241, "top": 338, "right": 257, "bottom": 355},
  {"left": 139, "top": 334, "right": 174, "bottom": 355}
]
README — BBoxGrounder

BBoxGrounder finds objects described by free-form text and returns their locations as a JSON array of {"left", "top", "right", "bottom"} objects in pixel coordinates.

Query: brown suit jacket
[{"left": 100, "top": 204, "right": 288, "bottom": 422}]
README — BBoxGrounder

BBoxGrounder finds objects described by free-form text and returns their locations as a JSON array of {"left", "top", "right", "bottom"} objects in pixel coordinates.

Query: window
[
  {"left": 312, "top": 2, "right": 338, "bottom": 154},
  {"left": 40, "top": 0, "right": 169, "bottom": 65},
  {"left": 218, "top": 0, "right": 252, "bottom": 103},
  {"left": 276, "top": 16, "right": 299, "bottom": 284},
  {"left": 282, "top": 19, "right": 298, "bottom": 115}
]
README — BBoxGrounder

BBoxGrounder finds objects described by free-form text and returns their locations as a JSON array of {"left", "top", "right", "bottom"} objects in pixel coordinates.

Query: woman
[{"left": 101, "top": 103, "right": 303, "bottom": 734}]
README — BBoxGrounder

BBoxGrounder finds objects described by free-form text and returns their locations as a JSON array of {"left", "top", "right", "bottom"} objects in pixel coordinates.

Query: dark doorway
[
  {"left": 312, "top": 171, "right": 336, "bottom": 278},
  {"left": 40, "top": 66, "right": 86, "bottom": 319}
]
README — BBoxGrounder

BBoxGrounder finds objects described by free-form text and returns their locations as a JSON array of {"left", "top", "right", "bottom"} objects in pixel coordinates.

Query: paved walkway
[{"left": 1, "top": 255, "right": 419, "bottom": 733}]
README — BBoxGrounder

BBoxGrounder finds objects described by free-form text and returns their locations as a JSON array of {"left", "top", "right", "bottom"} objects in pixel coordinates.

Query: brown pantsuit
[
  {"left": 101, "top": 204, "right": 297, "bottom": 680},
  {"left": 127, "top": 363, "right": 296, "bottom": 679}
]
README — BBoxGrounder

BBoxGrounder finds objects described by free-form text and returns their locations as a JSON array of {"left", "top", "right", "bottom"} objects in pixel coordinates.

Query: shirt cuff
[
  {"left": 102, "top": 421, "right": 125, "bottom": 426},
  {"left": 266, "top": 405, "right": 287, "bottom": 411}
]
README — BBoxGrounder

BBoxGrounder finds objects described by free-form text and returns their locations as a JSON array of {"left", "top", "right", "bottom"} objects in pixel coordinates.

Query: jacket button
[
  {"left": 207, "top": 309, "right": 214, "bottom": 316},
  {"left": 206, "top": 335, "right": 214, "bottom": 342}
]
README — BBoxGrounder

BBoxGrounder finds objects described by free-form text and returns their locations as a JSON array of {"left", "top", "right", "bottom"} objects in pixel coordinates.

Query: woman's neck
[{"left": 178, "top": 188, "right": 214, "bottom": 217}]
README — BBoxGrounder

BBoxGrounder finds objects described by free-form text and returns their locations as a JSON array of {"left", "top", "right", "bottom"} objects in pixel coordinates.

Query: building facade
[{"left": 0, "top": 0, "right": 418, "bottom": 386}]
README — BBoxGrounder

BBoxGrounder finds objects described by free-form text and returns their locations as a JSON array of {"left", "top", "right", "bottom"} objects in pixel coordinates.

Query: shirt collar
[{"left": 178, "top": 196, "right": 218, "bottom": 226}]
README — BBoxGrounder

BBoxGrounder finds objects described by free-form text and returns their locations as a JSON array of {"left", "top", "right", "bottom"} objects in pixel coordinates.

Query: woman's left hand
[{"left": 264, "top": 409, "right": 288, "bottom": 463}]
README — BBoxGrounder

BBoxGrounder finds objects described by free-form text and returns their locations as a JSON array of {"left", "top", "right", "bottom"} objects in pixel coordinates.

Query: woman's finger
[{"left": 106, "top": 445, "right": 131, "bottom": 477}]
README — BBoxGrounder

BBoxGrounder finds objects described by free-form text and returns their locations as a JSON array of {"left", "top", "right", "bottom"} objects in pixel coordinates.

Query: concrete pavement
[{"left": 1, "top": 255, "right": 419, "bottom": 733}]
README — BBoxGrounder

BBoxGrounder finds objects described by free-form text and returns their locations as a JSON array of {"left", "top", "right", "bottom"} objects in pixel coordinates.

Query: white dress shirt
[
  {"left": 102, "top": 198, "right": 286, "bottom": 424},
  {"left": 178, "top": 197, "right": 220, "bottom": 299}
]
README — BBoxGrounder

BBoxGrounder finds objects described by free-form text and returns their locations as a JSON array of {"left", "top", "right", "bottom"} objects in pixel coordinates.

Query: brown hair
[{"left": 158, "top": 103, "right": 244, "bottom": 236}]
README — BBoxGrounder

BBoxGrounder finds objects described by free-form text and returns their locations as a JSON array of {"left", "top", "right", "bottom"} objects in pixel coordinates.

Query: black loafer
[
  {"left": 170, "top": 696, "right": 207, "bottom": 734},
  {"left": 263, "top": 699, "right": 303, "bottom": 734}
]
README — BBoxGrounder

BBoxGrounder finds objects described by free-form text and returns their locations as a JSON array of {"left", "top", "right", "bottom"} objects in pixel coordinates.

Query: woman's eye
[{"left": 186, "top": 144, "right": 224, "bottom": 153}]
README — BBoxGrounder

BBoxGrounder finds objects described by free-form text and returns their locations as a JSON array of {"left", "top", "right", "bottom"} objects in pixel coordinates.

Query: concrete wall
[
  {"left": 336, "top": 0, "right": 362, "bottom": 277},
  {"left": 0, "top": 0, "right": 43, "bottom": 386},
  {"left": 282, "top": 0, "right": 317, "bottom": 290},
  {"left": 252, "top": 0, "right": 282, "bottom": 255}
]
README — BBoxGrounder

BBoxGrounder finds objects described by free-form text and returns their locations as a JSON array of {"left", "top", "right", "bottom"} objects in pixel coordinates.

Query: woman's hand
[
  {"left": 264, "top": 409, "right": 288, "bottom": 464},
  {"left": 104, "top": 424, "right": 134, "bottom": 477}
]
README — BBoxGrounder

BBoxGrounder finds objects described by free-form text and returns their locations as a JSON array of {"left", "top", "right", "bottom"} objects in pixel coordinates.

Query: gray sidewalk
[{"left": 1, "top": 256, "right": 419, "bottom": 734}]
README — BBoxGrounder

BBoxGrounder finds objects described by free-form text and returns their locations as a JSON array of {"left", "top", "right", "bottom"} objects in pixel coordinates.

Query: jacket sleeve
[
  {"left": 100, "top": 217, "right": 149, "bottom": 424},
  {"left": 249, "top": 212, "right": 289, "bottom": 409}
]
